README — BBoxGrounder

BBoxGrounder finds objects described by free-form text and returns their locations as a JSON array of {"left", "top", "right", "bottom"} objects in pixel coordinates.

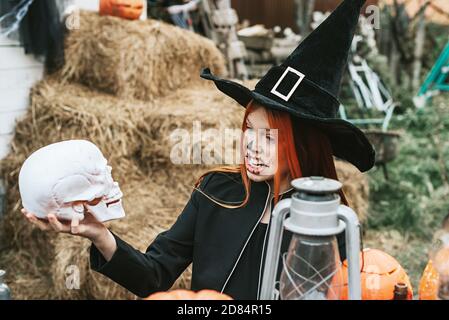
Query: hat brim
[{"left": 201, "top": 68, "right": 375, "bottom": 172}]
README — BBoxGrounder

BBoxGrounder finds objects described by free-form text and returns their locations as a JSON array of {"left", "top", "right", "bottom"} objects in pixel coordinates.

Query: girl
[{"left": 22, "top": 0, "right": 374, "bottom": 300}]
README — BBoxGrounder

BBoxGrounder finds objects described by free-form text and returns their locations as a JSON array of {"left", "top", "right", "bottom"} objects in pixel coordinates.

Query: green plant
[{"left": 367, "top": 97, "right": 449, "bottom": 237}]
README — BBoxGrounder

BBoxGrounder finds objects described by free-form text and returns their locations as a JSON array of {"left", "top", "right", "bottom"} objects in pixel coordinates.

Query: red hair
[{"left": 194, "top": 100, "right": 348, "bottom": 208}]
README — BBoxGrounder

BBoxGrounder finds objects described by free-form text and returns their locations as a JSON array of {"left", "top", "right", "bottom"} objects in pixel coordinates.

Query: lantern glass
[{"left": 279, "top": 234, "right": 344, "bottom": 300}]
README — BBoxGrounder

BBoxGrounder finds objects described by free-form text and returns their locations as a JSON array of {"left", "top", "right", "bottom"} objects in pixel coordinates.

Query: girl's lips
[
  {"left": 246, "top": 154, "right": 268, "bottom": 166},
  {"left": 245, "top": 155, "right": 266, "bottom": 175},
  {"left": 246, "top": 161, "right": 262, "bottom": 175}
]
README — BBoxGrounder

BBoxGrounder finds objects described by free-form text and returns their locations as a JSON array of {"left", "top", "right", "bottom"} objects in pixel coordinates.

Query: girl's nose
[{"left": 247, "top": 140, "right": 260, "bottom": 154}]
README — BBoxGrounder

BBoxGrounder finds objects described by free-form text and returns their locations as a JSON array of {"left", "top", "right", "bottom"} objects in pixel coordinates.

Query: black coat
[{"left": 90, "top": 172, "right": 346, "bottom": 299}]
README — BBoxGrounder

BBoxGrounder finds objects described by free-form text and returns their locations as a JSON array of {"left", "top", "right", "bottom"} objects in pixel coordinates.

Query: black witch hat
[{"left": 200, "top": 0, "right": 375, "bottom": 172}]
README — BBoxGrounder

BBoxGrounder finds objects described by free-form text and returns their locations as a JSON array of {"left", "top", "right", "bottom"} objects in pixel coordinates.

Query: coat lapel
[{"left": 219, "top": 180, "right": 271, "bottom": 292}]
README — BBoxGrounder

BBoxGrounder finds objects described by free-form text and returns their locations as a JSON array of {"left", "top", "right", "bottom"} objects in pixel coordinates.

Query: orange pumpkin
[
  {"left": 100, "top": 0, "right": 144, "bottom": 20},
  {"left": 145, "top": 289, "right": 233, "bottom": 300},
  {"left": 419, "top": 260, "right": 439, "bottom": 300},
  {"left": 340, "top": 248, "right": 413, "bottom": 300},
  {"left": 419, "top": 247, "right": 449, "bottom": 300}
]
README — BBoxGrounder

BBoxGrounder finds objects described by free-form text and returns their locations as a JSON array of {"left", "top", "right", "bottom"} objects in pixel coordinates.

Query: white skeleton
[{"left": 19, "top": 140, "right": 125, "bottom": 222}]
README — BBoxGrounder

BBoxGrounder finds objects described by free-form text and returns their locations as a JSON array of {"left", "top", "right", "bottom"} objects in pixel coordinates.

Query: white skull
[{"left": 18, "top": 140, "right": 125, "bottom": 222}]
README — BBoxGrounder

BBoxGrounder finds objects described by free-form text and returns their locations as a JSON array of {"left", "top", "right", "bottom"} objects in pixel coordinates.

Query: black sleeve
[{"left": 89, "top": 174, "right": 212, "bottom": 298}]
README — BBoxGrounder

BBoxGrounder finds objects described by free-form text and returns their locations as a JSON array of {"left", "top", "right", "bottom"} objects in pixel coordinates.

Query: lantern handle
[
  {"left": 338, "top": 205, "right": 362, "bottom": 300},
  {"left": 260, "top": 198, "right": 292, "bottom": 300}
]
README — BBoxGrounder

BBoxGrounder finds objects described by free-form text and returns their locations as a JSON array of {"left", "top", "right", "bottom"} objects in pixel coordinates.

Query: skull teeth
[{"left": 106, "top": 199, "right": 121, "bottom": 207}]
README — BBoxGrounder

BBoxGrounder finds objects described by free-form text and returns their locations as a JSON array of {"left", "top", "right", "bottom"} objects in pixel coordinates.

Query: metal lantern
[{"left": 260, "top": 176, "right": 362, "bottom": 300}]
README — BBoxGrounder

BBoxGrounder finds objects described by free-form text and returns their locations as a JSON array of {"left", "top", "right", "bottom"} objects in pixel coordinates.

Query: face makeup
[{"left": 244, "top": 128, "right": 278, "bottom": 179}]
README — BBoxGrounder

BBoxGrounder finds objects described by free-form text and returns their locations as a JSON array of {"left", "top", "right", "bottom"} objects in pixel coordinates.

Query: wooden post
[
  {"left": 412, "top": 1, "right": 429, "bottom": 91},
  {"left": 295, "top": 0, "right": 316, "bottom": 38}
]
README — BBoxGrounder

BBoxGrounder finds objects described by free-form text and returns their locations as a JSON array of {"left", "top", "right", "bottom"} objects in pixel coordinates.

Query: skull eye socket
[{"left": 87, "top": 197, "right": 103, "bottom": 206}]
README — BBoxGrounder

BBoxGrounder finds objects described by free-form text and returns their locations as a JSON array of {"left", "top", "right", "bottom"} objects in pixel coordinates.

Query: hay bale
[
  {"left": 0, "top": 155, "right": 57, "bottom": 266},
  {"left": 0, "top": 11, "right": 246, "bottom": 299},
  {"left": 61, "top": 11, "right": 227, "bottom": 101},
  {"left": 0, "top": 77, "right": 244, "bottom": 299},
  {"left": 0, "top": 249, "right": 56, "bottom": 300},
  {"left": 13, "top": 79, "right": 245, "bottom": 176},
  {"left": 50, "top": 174, "right": 204, "bottom": 300},
  {"left": 0, "top": 162, "right": 208, "bottom": 299},
  {"left": 0, "top": 169, "right": 203, "bottom": 300},
  {"left": 335, "top": 159, "right": 370, "bottom": 223}
]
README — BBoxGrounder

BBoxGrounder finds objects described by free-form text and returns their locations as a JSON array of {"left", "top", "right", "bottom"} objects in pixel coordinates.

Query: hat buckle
[{"left": 270, "top": 66, "right": 305, "bottom": 102}]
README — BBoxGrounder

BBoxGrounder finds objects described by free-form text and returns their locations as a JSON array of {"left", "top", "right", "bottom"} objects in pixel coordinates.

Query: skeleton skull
[{"left": 19, "top": 140, "right": 125, "bottom": 222}]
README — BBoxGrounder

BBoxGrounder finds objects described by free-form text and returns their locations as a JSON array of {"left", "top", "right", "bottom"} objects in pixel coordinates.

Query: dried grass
[
  {"left": 335, "top": 160, "right": 370, "bottom": 223},
  {"left": 0, "top": 78, "right": 242, "bottom": 299},
  {"left": 60, "top": 11, "right": 227, "bottom": 102}
]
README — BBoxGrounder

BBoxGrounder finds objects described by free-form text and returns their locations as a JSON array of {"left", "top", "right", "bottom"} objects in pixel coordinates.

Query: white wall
[{"left": 0, "top": 35, "right": 44, "bottom": 160}]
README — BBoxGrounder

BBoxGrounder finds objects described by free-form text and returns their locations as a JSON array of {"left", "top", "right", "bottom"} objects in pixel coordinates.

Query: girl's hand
[
  {"left": 22, "top": 208, "right": 107, "bottom": 243},
  {"left": 22, "top": 207, "right": 118, "bottom": 261}
]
